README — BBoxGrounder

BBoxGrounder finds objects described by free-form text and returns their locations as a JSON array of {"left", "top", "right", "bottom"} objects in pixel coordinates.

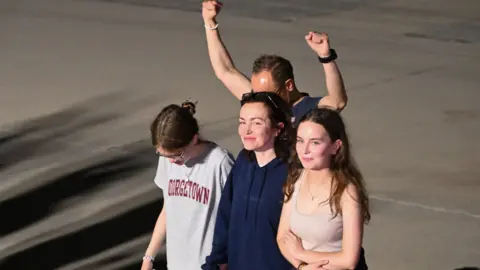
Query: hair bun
[{"left": 181, "top": 98, "right": 197, "bottom": 115}]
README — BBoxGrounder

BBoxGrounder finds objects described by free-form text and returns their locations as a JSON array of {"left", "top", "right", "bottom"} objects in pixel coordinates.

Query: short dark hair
[
  {"left": 252, "top": 55, "right": 294, "bottom": 88},
  {"left": 240, "top": 91, "right": 294, "bottom": 162},
  {"left": 150, "top": 101, "right": 198, "bottom": 151}
]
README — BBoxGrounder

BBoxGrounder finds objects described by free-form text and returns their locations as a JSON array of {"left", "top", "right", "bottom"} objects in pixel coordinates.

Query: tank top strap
[{"left": 291, "top": 169, "right": 305, "bottom": 208}]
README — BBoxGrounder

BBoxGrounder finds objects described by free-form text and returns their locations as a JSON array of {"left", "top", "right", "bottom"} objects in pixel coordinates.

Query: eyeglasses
[
  {"left": 156, "top": 148, "right": 186, "bottom": 161},
  {"left": 241, "top": 91, "right": 279, "bottom": 109}
]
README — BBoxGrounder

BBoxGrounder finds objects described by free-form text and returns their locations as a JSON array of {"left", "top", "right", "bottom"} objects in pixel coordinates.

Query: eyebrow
[
  {"left": 239, "top": 117, "right": 266, "bottom": 121},
  {"left": 297, "top": 136, "right": 324, "bottom": 140}
]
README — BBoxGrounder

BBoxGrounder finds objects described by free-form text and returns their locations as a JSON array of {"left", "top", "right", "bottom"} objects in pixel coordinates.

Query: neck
[
  {"left": 289, "top": 89, "right": 305, "bottom": 106},
  {"left": 305, "top": 167, "right": 332, "bottom": 184},
  {"left": 254, "top": 148, "right": 277, "bottom": 167},
  {"left": 189, "top": 141, "right": 208, "bottom": 160}
]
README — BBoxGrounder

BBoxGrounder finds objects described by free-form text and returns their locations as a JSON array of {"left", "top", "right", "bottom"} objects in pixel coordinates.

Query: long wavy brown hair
[{"left": 283, "top": 108, "right": 371, "bottom": 224}]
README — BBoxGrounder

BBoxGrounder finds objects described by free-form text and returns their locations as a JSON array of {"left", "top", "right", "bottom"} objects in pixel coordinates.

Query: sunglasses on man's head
[{"left": 241, "top": 91, "right": 279, "bottom": 109}]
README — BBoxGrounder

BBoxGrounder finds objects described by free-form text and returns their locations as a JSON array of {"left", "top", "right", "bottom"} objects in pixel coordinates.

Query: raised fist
[
  {"left": 202, "top": 0, "right": 223, "bottom": 23},
  {"left": 305, "top": 31, "right": 331, "bottom": 58}
]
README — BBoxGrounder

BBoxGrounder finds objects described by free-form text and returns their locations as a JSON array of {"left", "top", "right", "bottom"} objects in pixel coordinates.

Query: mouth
[
  {"left": 301, "top": 157, "right": 314, "bottom": 162},
  {"left": 243, "top": 136, "right": 256, "bottom": 140}
]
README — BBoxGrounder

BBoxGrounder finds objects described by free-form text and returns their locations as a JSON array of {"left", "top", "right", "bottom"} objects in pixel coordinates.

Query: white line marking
[{"left": 370, "top": 194, "right": 480, "bottom": 220}]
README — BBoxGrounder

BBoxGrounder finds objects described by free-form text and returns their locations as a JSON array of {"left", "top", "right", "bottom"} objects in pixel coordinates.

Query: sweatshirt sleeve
[{"left": 202, "top": 157, "right": 237, "bottom": 270}]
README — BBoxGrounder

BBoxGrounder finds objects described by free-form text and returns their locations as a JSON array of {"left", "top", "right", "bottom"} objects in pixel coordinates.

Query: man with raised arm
[{"left": 201, "top": 0, "right": 348, "bottom": 125}]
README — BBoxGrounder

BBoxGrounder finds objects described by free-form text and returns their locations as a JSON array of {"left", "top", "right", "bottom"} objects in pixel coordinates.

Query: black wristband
[{"left": 318, "top": 48, "right": 338, "bottom": 63}]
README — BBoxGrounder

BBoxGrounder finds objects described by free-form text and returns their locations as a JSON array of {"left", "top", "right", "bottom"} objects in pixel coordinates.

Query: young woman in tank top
[
  {"left": 141, "top": 100, "right": 235, "bottom": 270},
  {"left": 277, "top": 108, "right": 371, "bottom": 270}
]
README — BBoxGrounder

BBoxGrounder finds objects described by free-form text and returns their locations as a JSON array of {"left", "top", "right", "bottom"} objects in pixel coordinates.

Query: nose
[
  {"left": 245, "top": 123, "right": 253, "bottom": 134},
  {"left": 302, "top": 143, "right": 311, "bottom": 155}
]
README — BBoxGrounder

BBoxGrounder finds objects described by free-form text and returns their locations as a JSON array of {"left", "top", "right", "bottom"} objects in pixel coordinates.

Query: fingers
[
  {"left": 285, "top": 231, "right": 295, "bottom": 240},
  {"left": 282, "top": 232, "right": 294, "bottom": 243},
  {"left": 203, "top": 0, "right": 223, "bottom": 9},
  {"left": 305, "top": 32, "right": 313, "bottom": 41},
  {"left": 315, "top": 260, "right": 329, "bottom": 266},
  {"left": 306, "top": 31, "right": 329, "bottom": 43}
]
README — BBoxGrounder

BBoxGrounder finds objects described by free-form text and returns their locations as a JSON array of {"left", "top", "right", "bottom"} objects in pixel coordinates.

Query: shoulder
[
  {"left": 293, "top": 176, "right": 303, "bottom": 190},
  {"left": 340, "top": 183, "right": 360, "bottom": 206},
  {"left": 296, "top": 94, "right": 322, "bottom": 107},
  {"left": 156, "top": 156, "right": 170, "bottom": 169},
  {"left": 234, "top": 149, "right": 249, "bottom": 163},
  {"left": 153, "top": 156, "right": 172, "bottom": 188},
  {"left": 305, "top": 95, "right": 322, "bottom": 107},
  {"left": 291, "top": 94, "right": 323, "bottom": 121},
  {"left": 230, "top": 149, "right": 253, "bottom": 172},
  {"left": 205, "top": 143, "right": 235, "bottom": 167}
]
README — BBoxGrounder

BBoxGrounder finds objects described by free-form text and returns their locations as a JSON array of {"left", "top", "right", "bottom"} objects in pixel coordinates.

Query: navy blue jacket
[{"left": 202, "top": 150, "right": 292, "bottom": 270}]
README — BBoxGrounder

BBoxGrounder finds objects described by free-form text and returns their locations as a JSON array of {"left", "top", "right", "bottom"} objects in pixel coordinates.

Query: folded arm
[
  {"left": 277, "top": 196, "right": 304, "bottom": 269},
  {"left": 290, "top": 184, "right": 364, "bottom": 270}
]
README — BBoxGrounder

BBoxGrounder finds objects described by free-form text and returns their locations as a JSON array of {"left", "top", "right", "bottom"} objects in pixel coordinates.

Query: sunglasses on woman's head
[{"left": 241, "top": 91, "right": 279, "bottom": 109}]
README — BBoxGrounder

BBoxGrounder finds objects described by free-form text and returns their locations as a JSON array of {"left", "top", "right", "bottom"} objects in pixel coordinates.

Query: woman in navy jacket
[{"left": 202, "top": 91, "right": 295, "bottom": 270}]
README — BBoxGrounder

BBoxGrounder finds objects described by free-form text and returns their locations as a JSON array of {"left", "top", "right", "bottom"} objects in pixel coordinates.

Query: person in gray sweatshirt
[{"left": 141, "top": 100, "right": 234, "bottom": 270}]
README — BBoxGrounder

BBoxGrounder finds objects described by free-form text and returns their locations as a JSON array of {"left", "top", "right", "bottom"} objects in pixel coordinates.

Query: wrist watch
[{"left": 318, "top": 48, "right": 338, "bottom": 63}]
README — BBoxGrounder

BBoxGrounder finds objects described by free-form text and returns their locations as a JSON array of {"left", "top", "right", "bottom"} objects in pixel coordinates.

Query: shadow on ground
[{"left": 0, "top": 91, "right": 168, "bottom": 270}]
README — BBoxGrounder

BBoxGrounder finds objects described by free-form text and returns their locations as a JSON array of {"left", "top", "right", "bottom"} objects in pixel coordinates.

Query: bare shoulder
[{"left": 341, "top": 183, "right": 361, "bottom": 205}]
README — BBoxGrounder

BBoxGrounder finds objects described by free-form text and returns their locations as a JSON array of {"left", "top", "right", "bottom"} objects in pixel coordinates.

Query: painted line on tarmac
[{"left": 370, "top": 194, "right": 480, "bottom": 220}]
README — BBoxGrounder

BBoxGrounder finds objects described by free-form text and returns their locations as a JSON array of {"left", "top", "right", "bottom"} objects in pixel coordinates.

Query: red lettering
[
  {"left": 165, "top": 179, "right": 211, "bottom": 205},
  {"left": 195, "top": 186, "right": 203, "bottom": 203},
  {"left": 203, "top": 187, "right": 210, "bottom": 205},
  {"left": 169, "top": 180, "right": 176, "bottom": 196},
  {"left": 179, "top": 180, "right": 185, "bottom": 197},
  {"left": 184, "top": 181, "right": 189, "bottom": 197},
  {"left": 192, "top": 183, "right": 198, "bottom": 199},
  {"left": 182, "top": 180, "right": 188, "bottom": 197},
  {"left": 187, "top": 181, "right": 192, "bottom": 197},
  {"left": 175, "top": 179, "right": 180, "bottom": 196}
]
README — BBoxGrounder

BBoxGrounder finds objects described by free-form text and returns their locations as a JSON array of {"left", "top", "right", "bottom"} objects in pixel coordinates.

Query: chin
[
  {"left": 301, "top": 164, "right": 313, "bottom": 169},
  {"left": 300, "top": 161, "right": 317, "bottom": 169},
  {"left": 242, "top": 141, "right": 258, "bottom": 151},
  {"left": 243, "top": 145, "right": 258, "bottom": 151}
]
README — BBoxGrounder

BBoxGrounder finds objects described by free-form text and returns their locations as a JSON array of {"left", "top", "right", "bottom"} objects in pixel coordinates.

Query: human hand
[
  {"left": 305, "top": 31, "right": 331, "bottom": 58},
  {"left": 140, "top": 259, "right": 153, "bottom": 270},
  {"left": 282, "top": 231, "right": 304, "bottom": 259},
  {"left": 303, "top": 260, "right": 330, "bottom": 270},
  {"left": 202, "top": 0, "right": 223, "bottom": 24}
]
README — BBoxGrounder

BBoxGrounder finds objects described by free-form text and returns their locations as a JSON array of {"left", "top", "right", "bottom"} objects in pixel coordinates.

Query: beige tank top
[{"left": 289, "top": 172, "right": 343, "bottom": 252}]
